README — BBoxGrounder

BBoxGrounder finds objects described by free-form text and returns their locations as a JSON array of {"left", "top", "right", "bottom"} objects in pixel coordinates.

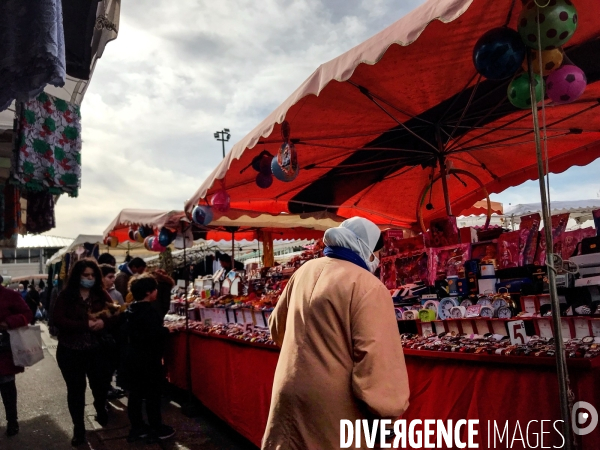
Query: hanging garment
[
  {"left": 13, "top": 93, "right": 82, "bottom": 197},
  {"left": 0, "top": 0, "right": 66, "bottom": 111},
  {"left": 26, "top": 190, "right": 56, "bottom": 234}
]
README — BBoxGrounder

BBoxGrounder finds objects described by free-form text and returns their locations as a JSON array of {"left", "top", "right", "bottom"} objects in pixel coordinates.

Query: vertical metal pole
[
  {"left": 527, "top": 52, "right": 573, "bottom": 449},
  {"left": 231, "top": 232, "right": 235, "bottom": 268},
  {"left": 222, "top": 138, "right": 225, "bottom": 159},
  {"left": 435, "top": 127, "right": 452, "bottom": 216}
]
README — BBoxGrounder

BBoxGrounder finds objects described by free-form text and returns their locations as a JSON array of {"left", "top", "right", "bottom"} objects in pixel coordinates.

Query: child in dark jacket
[{"left": 123, "top": 275, "right": 175, "bottom": 443}]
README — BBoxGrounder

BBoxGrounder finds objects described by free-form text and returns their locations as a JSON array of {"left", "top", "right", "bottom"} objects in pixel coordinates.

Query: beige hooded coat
[{"left": 262, "top": 257, "right": 410, "bottom": 450}]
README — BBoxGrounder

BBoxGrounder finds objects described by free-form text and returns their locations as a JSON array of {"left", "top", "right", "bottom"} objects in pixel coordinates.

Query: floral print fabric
[{"left": 13, "top": 93, "right": 82, "bottom": 197}]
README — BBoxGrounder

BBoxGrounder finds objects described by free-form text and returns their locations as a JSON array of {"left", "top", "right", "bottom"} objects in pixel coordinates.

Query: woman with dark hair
[{"left": 53, "top": 259, "right": 119, "bottom": 446}]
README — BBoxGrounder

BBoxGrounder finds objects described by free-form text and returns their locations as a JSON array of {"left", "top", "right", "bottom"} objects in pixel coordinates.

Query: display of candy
[{"left": 400, "top": 333, "right": 600, "bottom": 359}]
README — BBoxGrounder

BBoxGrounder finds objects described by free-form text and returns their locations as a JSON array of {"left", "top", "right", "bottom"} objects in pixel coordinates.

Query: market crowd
[{"left": 0, "top": 254, "right": 177, "bottom": 446}]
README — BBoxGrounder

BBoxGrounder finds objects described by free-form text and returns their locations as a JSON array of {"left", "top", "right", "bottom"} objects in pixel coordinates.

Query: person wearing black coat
[{"left": 122, "top": 275, "right": 174, "bottom": 444}]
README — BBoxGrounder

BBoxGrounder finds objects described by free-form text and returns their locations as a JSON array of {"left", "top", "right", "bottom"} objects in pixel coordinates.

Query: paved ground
[{"left": 0, "top": 324, "right": 257, "bottom": 450}]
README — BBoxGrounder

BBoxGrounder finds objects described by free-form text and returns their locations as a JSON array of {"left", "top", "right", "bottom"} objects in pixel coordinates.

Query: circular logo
[{"left": 572, "top": 401, "right": 599, "bottom": 436}]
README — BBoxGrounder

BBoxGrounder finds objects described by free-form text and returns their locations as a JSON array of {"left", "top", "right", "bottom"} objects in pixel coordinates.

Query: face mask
[
  {"left": 80, "top": 278, "right": 95, "bottom": 289},
  {"left": 367, "top": 255, "right": 380, "bottom": 274}
]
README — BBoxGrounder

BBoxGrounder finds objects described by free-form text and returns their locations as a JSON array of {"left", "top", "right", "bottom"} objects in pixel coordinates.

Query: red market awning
[
  {"left": 104, "top": 209, "right": 186, "bottom": 242},
  {"left": 459, "top": 200, "right": 503, "bottom": 217},
  {"left": 185, "top": 0, "right": 600, "bottom": 231}
]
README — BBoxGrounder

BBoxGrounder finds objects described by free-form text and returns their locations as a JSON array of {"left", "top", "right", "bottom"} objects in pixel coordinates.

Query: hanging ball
[
  {"left": 522, "top": 48, "right": 564, "bottom": 76},
  {"left": 271, "top": 155, "right": 299, "bottom": 182},
  {"left": 158, "top": 227, "right": 176, "bottom": 247},
  {"left": 507, "top": 72, "right": 543, "bottom": 109},
  {"left": 255, "top": 172, "right": 273, "bottom": 189},
  {"left": 259, "top": 153, "right": 272, "bottom": 175},
  {"left": 472, "top": 27, "right": 526, "bottom": 80},
  {"left": 138, "top": 226, "right": 153, "bottom": 239},
  {"left": 211, "top": 189, "right": 231, "bottom": 212},
  {"left": 546, "top": 64, "right": 587, "bottom": 104},
  {"left": 191, "top": 205, "right": 214, "bottom": 226},
  {"left": 128, "top": 228, "right": 136, "bottom": 241},
  {"left": 518, "top": 0, "right": 578, "bottom": 50},
  {"left": 134, "top": 230, "right": 145, "bottom": 243},
  {"left": 144, "top": 236, "right": 154, "bottom": 251},
  {"left": 152, "top": 237, "right": 167, "bottom": 253},
  {"left": 426, "top": 203, "right": 434, "bottom": 211},
  {"left": 104, "top": 236, "right": 118, "bottom": 248}
]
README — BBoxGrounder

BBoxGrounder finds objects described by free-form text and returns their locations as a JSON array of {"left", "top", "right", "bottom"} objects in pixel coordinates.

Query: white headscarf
[{"left": 323, "top": 217, "right": 381, "bottom": 269}]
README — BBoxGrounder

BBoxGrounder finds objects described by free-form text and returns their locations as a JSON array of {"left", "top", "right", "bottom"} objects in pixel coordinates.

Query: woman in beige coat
[{"left": 262, "top": 217, "right": 410, "bottom": 450}]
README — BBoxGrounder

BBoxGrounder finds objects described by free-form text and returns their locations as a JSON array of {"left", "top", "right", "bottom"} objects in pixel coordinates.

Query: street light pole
[{"left": 214, "top": 128, "right": 231, "bottom": 159}]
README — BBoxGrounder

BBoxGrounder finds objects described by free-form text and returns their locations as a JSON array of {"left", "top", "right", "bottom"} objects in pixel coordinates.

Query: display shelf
[
  {"left": 402, "top": 347, "right": 600, "bottom": 369},
  {"left": 183, "top": 329, "right": 280, "bottom": 352}
]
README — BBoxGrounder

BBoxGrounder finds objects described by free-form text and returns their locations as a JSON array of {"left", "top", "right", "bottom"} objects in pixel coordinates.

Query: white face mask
[{"left": 367, "top": 255, "right": 379, "bottom": 274}]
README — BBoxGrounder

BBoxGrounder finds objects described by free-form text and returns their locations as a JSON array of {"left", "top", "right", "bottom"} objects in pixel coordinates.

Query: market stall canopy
[
  {"left": 504, "top": 199, "right": 600, "bottom": 224},
  {"left": 185, "top": 0, "right": 600, "bottom": 231},
  {"left": 458, "top": 200, "right": 503, "bottom": 217},
  {"left": 104, "top": 209, "right": 187, "bottom": 242},
  {"left": 194, "top": 209, "right": 347, "bottom": 241},
  {"left": 46, "top": 233, "right": 153, "bottom": 266},
  {"left": 46, "top": 234, "right": 151, "bottom": 266}
]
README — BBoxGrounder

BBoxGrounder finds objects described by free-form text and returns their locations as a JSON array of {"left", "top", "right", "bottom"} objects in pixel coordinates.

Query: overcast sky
[{"left": 49, "top": 0, "right": 600, "bottom": 238}]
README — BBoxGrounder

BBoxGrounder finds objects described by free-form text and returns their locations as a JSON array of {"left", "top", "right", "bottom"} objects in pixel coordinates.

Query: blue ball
[
  {"left": 158, "top": 228, "right": 175, "bottom": 247},
  {"left": 192, "top": 205, "right": 213, "bottom": 226},
  {"left": 473, "top": 27, "right": 525, "bottom": 80},
  {"left": 271, "top": 156, "right": 299, "bottom": 182}
]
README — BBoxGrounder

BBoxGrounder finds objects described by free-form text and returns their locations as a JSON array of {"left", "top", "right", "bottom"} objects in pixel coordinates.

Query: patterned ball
[
  {"left": 522, "top": 48, "right": 563, "bottom": 76},
  {"left": 507, "top": 72, "right": 544, "bottom": 109},
  {"left": 128, "top": 228, "right": 136, "bottom": 241},
  {"left": 138, "top": 226, "right": 153, "bottom": 239},
  {"left": 158, "top": 227, "right": 176, "bottom": 247},
  {"left": 134, "top": 230, "right": 145, "bottom": 243},
  {"left": 473, "top": 27, "right": 526, "bottom": 80},
  {"left": 192, "top": 205, "right": 213, "bottom": 226},
  {"left": 211, "top": 189, "right": 230, "bottom": 212},
  {"left": 518, "top": 0, "right": 578, "bottom": 50},
  {"left": 271, "top": 155, "right": 299, "bottom": 182},
  {"left": 104, "top": 236, "right": 118, "bottom": 248},
  {"left": 546, "top": 64, "right": 587, "bottom": 104},
  {"left": 144, "top": 236, "right": 154, "bottom": 251}
]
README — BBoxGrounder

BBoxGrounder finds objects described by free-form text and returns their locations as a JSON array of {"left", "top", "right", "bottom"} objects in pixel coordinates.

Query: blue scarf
[{"left": 324, "top": 246, "right": 369, "bottom": 272}]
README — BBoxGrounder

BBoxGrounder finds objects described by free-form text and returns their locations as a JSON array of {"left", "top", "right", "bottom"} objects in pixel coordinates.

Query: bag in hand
[{"left": 8, "top": 325, "right": 44, "bottom": 367}]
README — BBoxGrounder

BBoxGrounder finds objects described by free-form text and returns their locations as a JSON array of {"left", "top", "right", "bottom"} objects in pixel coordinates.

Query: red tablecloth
[{"left": 166, "top": 331, "right": 600, "bottom": 449}]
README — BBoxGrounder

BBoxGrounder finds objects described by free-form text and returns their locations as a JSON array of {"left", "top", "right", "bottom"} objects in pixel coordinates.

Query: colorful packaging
[
  {"left": 534, "top": 213, "right": 570, "bottom": 266},
  {"left": 471, "top": 241, "right": 498, "bottom": 265},
  {"left": 559, "top": 228, "right": 596, "bottom": 259},
  {"left": 381, "top": 229, "right": 407, "bottom": 258},
  {"left": 395, "top": 253, "right": 429, "bottom": 286},
  {"left": 427, "top": 216, "right": 459, "bottom": 247},
  {"left": 497, "top": 231, "right": 520, "bottom": 270},
  {"left": 380, "top": 258, "right": 397, "bottom": 290},
  {"left": 519, "top": 213, "right": 541, "bottom": 266},
  {"left": 427, "top": 243, "right": 470, "bottom": 285}
]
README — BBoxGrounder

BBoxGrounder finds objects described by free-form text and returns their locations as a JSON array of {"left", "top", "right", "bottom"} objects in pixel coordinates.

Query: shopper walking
[
  {"left": 100, "top": 264, "right": 124, "bottom": 306},
  {"left": 0, "top": 275, "right": 33, "bottom": 437},
  {"left": 122, "top": 274, "right": 175, "bottom": 444},
  {"left": 114, "top": 257, "right": 146, "bottom": 299},
  {"left": 53, "top": 259, "right": 119, "bottom": 446},
  {"left": 262, "top": 217, "right": 410, "bottom": 450}
]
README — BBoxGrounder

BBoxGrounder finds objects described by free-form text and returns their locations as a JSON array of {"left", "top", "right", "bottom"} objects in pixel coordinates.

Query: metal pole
[
  {"left": 435, "top": 127, "right": 452, "bottom": 216},
  {"left": 231, "top": 232, "right": 235, "bottom": 269},
  {"left": 222, "top": 138, "right": 225, "bottom": 159},
  {"left": 527, "top": 52, "right": 573, "bottom": 449},
  {"left": 181, "top": 221, "right": 196, "bottom": 417}
]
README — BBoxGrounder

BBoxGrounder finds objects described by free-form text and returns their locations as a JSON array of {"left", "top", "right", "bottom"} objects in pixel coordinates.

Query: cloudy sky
[{"left": 50, "top": 0, "right": 600, "bottom": 238}]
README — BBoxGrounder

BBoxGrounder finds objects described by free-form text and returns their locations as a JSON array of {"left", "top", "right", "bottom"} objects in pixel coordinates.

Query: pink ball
[
  {"left": 546, "top": 65, "right": 587, "bottom": 104},
  {"left": 152, "top": 238, "right": 166, "bottom": 252},
  {"left": 211, "top": 189, "right": 230, "bottom": 212}
]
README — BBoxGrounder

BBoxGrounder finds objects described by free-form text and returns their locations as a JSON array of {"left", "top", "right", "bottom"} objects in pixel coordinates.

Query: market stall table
[{"left": 165, "top": 330, "right": 600, "bottom": 449}]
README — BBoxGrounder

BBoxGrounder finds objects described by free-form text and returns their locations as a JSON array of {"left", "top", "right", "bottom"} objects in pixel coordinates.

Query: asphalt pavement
[{"left": 0, "top": 324, "right": 256, "bottom": 450}]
